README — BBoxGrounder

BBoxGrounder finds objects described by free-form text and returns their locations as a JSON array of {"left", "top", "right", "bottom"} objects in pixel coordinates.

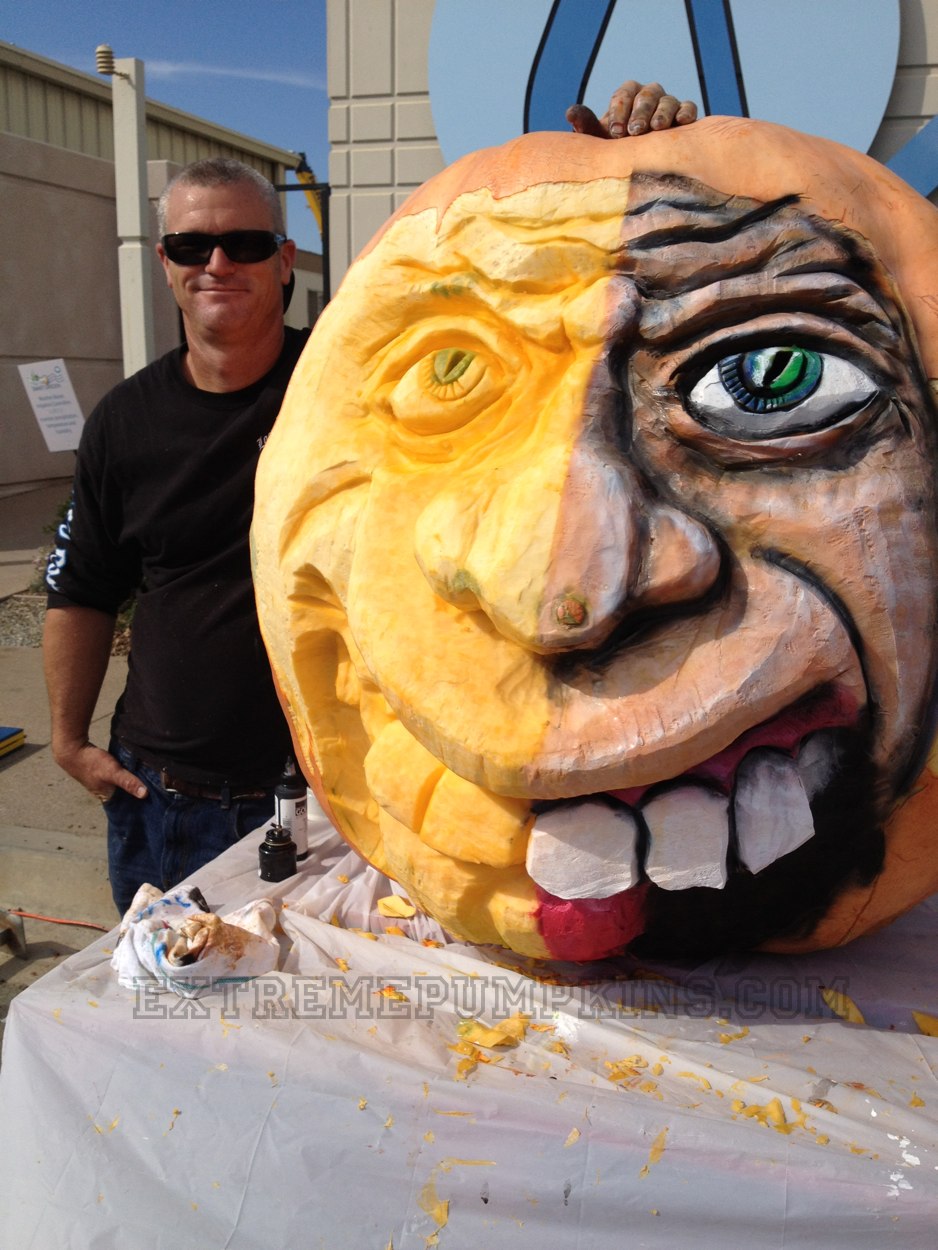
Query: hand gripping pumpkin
[{"left": 253, "top": 117, "right": 938, "bottom": 962}]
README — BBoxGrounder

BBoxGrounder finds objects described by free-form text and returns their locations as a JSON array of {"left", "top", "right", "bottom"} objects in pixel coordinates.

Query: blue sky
[{"left": 4, "top": 1, "right": 328, "bottom": 251}]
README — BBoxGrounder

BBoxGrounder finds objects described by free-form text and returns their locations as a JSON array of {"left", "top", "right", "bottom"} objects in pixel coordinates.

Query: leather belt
[{"left": 158, "top": 768, "right": 274, "bottom": 805}]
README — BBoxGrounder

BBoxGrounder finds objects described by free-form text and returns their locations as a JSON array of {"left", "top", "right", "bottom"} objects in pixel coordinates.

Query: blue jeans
[{"left": 105, "top": 741, "right": 275, "bottom": 915}]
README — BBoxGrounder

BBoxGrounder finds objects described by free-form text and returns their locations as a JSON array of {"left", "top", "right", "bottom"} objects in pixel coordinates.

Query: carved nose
[
  {"left": 529, "top": 442, "right": 721, "bottom": 650},
  {"left": 415, "top": 440, "right": 721, "bottom": 654}
]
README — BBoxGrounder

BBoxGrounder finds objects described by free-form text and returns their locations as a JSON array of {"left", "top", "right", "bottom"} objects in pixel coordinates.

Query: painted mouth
[{"left": 526, "top": 687, "right": 857, "bottom": 903}]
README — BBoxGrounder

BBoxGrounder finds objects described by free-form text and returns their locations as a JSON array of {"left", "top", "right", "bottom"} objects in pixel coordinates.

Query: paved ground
[{"left": 0, "top": 481, "right": 123, "bottom": 1040}]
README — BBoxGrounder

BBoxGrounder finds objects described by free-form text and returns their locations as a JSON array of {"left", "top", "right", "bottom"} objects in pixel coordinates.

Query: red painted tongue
[
  {"left": 536, "top": 883, "right": 649, "bottom": 962},
  {"left": 609, "top": 686, "right": 857, "bottom": 805}
]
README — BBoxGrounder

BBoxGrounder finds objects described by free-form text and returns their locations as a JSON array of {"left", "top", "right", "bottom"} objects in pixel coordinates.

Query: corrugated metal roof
[{"left": 0, "top": 41, "right": 298, "bottom": 178}]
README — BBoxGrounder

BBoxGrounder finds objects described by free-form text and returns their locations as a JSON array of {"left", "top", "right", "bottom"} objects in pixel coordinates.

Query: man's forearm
[
  {"left": 43, "top": 604, "right": 115, "bottom": 759},
  {"left": 43, "top": 604, "right": 146, "bottom": 802}
]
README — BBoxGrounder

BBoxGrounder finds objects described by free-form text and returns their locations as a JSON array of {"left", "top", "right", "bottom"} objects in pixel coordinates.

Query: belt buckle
[{"left": 160, "top": 767, "right": 181, "bottom": 795}]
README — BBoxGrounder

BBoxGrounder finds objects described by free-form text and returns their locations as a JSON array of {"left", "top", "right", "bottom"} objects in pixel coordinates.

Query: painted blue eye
[
  {"left": 688, "top": 346, "right": 878, "bottom": 440},
  {"left": 719, "top": 348, "right": 823, "bottom": 413}
]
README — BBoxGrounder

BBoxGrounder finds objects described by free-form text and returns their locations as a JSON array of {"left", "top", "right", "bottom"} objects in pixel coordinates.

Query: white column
[{"left": 111, "top": 57, "right": 155, "bottom": 378}]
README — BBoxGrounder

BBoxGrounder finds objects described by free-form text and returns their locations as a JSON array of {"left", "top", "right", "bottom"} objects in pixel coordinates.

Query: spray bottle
[{"left": 274, "top": 756, "right": 309, "bottom": 861}]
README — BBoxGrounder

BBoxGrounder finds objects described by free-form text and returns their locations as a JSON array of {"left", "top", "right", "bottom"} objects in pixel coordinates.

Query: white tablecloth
[{"left": 2, "top": 805, "right": 937, "bottom": 1249}]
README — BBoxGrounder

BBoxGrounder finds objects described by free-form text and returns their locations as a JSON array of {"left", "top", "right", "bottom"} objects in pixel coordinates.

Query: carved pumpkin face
[{"left": 253, "top": 119, "right": 938, "bottom": 962}]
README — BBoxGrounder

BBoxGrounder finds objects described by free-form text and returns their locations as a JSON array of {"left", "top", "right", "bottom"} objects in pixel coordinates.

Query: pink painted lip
[{"left": 607, "top": 684, "right": 859, "bottom": 806}]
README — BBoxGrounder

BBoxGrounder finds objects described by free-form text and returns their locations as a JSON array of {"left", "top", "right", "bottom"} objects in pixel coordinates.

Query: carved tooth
[
  {"left": 526, "top": 800, "right": 640, "bottom": 899},
  {"left": 796, "top": 731, "right": 840, "bottom": 800},
  {"left": 641, "top": 786, "right": 729, "bottom": 890},
  {"left": 734, "top": 749, "right": 815, "bottom": 875}
]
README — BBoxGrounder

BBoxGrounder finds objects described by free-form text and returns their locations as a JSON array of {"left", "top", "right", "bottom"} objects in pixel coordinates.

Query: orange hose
[{"left": 7, "top": 909, "right": 110, "bottom": 932}]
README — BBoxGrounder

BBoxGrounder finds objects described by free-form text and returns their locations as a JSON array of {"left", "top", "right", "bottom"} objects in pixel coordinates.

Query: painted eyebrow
[
  {"left": 603, "top": 191, "right": 904, "bottom": 354},
  {"left": 633, "top": 270, "right": 902, "bottom": 355},
  {"left": 611, "top": 185, "right": 887, "bottom": 302},
  {"left": 623, "top": 191, "right": 803, "bottom": 253}
]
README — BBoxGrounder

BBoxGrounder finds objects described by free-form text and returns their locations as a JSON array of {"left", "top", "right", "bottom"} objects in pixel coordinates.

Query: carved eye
[
  {"left": 389, "top": 345, "right": 504, "bottom": 434},
  {"left": 687, "top": 346, "right": 878, "bottom": 439}
]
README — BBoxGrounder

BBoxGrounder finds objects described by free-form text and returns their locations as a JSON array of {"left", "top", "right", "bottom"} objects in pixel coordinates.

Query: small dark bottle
[
  {"left": 258, "top": 822, "right": 298, "bottom": 882},
  {"left": 275, "top": 756, "right": 309, "bottom": 861}
]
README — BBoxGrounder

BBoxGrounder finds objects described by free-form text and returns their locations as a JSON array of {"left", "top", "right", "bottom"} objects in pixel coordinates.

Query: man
[
  {"left": 44, "top": 157, "right": 304, "bottom": 914},
  {"left": 44, "top": 83, "right": 696, "bottom": 916}
]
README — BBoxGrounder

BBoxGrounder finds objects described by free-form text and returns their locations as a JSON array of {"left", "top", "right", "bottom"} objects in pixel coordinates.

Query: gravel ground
[
  {"left": 0, "top": 593, "right": 130, "bottom": 654},
  {"left": 0, "top": 593, "right": 44, "bottom": 648}
]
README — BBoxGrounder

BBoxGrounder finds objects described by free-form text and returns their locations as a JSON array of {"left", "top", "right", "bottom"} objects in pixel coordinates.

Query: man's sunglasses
[{"left": 161, "top": 230, "right": 287, "bottom": 265}]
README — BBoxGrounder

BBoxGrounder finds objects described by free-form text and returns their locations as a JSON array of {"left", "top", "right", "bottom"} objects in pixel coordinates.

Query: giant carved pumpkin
[{"left": 252, "top": 117, "right": 938, "bottom": 963}]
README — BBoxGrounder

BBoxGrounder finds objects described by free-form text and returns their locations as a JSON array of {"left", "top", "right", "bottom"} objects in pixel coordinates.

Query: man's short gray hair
[{"left": 157, "top": 157, "right": 286, "bottom": 236}]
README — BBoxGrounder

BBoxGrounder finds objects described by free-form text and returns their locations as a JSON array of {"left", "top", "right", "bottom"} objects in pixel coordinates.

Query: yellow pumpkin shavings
[
  {"left": 449, "top": 1040, "right": 481, "bottom": 1079},
  {"left": 808, "top": 1098, "right": 838, "bottom": 1114},
  {"left": 335, "top": 957, "right": 350, "bottom": 972},
  {"left": 548, "top": 1040, "right": 570, "bottom": 1058},
  {"left": 358, "top": 1097, "right": 368, "bottom": 1110},
  {"left": 678, "top": 1071, "right": 711, "bottom": 1092},
  {"left": 455, "top": 1055, "right": 478, "bottom": 1081},
  {"left": 564, "top": 1127, "right": 581, "bottom": 1147},
  {"left": 336, "top": 874, "right": 350, "bottom": 884},
  {"left": 844, "top": 1081, "right": 882, "bottom": 1098},
  {"left": 376, "top": 895, "right": 417, "bottom": 919},
  {"left": 418, "top": 1174, "right": 450, "bottom": 1237},
  {"left": 605, "top": 1058, "right": 646, "bottom": 1083},
  {"left": 912, "top": 1009, "right": 938, "bottom": 1037},
  {"left": 457, "top": 1013, "right": 528, "bottom": 1049},
  {"left": 375, "top": 985, "right": 409, "bottom": 1002},
  {"left": 718, "top": 1026, "right": 750, "bottom": 1045},
  {"left": 731, "top": 1097, "right": 809, "bottom": 1135},
  {"left": 638, "top": 1127, "right": 669, "bottom": 1178},
  {"left": 821, "top": 986, "right": 865, "bottom": 1024},
  {"left": 385, "top": 925, "right": 407, "bottom": 937},
  {"left": 350, "top": 928, "right": 378, "bottom": 941},
  {"left": 909, "top": 1094, "right": 926, "bottom": 1108},
  {"left": 421, "top": 938, "right": 443, "bottom": 948}
]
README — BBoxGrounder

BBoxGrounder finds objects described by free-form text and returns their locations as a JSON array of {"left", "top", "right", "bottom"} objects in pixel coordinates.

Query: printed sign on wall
[{"left": 18, "top": 359, "right": 85, "bottom": 453}]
